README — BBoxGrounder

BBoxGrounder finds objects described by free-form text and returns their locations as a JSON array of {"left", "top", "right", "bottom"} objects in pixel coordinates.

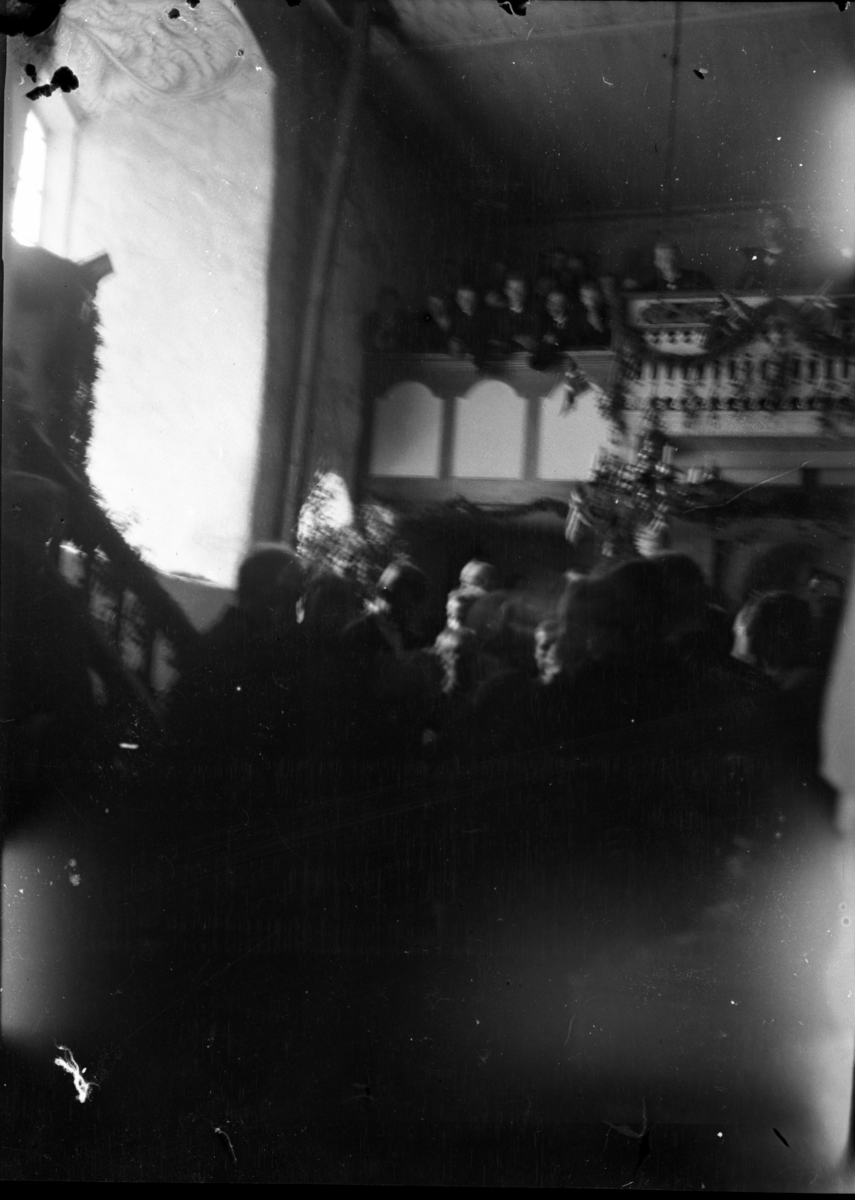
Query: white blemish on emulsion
[{"left": 53, "top": 1045, "right": 95, "bottom": 1103}]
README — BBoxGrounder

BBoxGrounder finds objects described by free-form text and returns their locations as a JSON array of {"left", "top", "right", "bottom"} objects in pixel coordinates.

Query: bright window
[{"left": 12, "top": 111, "right": 47, "bottom": 247}]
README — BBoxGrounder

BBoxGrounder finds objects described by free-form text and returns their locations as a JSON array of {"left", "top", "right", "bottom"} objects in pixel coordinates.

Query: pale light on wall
[{"left": 11, "top": 112, "right": 47, "bottom": 247}]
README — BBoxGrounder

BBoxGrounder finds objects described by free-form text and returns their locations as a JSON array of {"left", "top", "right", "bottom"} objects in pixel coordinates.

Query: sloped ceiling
[{"left": 353, "top": 0, "right": 855, "bottom": 232}]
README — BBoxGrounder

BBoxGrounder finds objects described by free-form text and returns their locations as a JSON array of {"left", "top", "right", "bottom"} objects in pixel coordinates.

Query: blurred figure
[
  {"left": 493, "top": 272, "right": 537, "bottom": 353},
  {"left": 627, "top": 241, "right": 713, "bottom": 292},
  {"left": 363, "top": 286, "right": 409, "bottom": 352},
  {"left": 569, "top": 279, "right": 612, "bottom": 347},
  {"left": 736, "top": 207, "right": 805, "bottom": 292},
  {"left": 301, "top": 569, "right": 363, "bottom": 759},
  {"left": 733, "top": 590, "right": 826, "bottom": 767},
  {"left": 443, "top": 591, "right": 542, "bottom": 759},
  {"left": 532, "top": 269, "right": 560, "bottom": 317},
  {"left": 166, "top": 543, "right": 307, "bottom": 761},
  {"left": 339, "top": 558, "right": 434, "bottom": 758},
  {"left": 445, "top": 558, "right": 499, "bottom": 631},
  {"left": 534, "top": 618, "right": 563, "bottom": 685},
  {"left": 481, "top": 258, "right": 509, "bottom": 310},
  {"left": 534, "top": 288, "right": 575, "bottom": 353},
  {"left": 301, "top": 568, "right": 362, "bottom": 642},
  {"left": 414, "top": 289, "right": 452, "bottom": 352},
  {"left": 448, "top": 283, "right": 490, "bottom": 362}
]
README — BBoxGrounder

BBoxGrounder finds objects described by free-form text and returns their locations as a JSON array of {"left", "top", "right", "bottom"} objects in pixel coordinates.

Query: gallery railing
[
  {"left": 617, "top": 292, "right": 855, "bottom": 425},
  {"left": 15, "top": 412, "right": 201, "bottom": 710}
]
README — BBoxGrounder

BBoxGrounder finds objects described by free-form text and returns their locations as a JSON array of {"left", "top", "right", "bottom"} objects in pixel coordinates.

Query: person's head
[
  {"left": 376, "top": 558, "right": 429, "bottom": 627},
  {"left": 579, "top": 280, "right": 603, "bottom": 311},
  {"left": 534, "top": 619, "right": 563, "bottom": 683},
  {"left": 426, "top": 291, "right": 448, "bottom": 321},
  {"left": 732, "top": 590, "right": 812, "bottom": 673},
  {"left": 654, "top": 241, "right": 683, "bottom": 280},
  {"left": 535, "top": 273, "right": 559, "bottom": 299},
  {"left": 459, "top": 559, "right": 498, "bottom": 593},
  {"left": 503, "top": 273, "right": 527, "bottom": 310},
  {"left": 758, "top": 207, "right": 793, "bottom": 250},
  {"left": 301, "top": 569, "right": 361, "bottom": 640},
  {"left": 237, "top": 544, "right": 305, "bottom": 633},
  {"left": 598, "top": 273, "right": 620, "bottom": 304},
  {"left": 455, "top": 285, "right": 478, "bottom": 315},
  {"left": 548, "top": 246, "right": 569, "bottom": 275},
  {"left": 434, "top": 626, "right": 478, "bottom": 695},
  {"left": 648, "top": 552, "right": 708, "bottom": 639},
  {"left": 2, "top": 471, "right": 68, "bottom": 560},
  {"left": 807, "top": 569, "right": 845, "bottom": 607},
  {"left": 558, "top": 575, "right": 635, "bottom": 669},
  {"left": 545, "top": 289, "right": 570, "bottom": 321},
  {"left": 598, "top": 558, "right": 675, "bottom": 650}
]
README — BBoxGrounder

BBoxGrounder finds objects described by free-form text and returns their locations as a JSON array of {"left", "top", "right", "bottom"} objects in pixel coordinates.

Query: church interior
[{"left": 2, "top": 0, "right": 855, "bottom": 1187}]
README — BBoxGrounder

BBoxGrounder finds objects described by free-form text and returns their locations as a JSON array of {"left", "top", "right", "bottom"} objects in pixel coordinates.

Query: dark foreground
[{"left": 2, "top": 732, "right": 854, "bottom": 1188}]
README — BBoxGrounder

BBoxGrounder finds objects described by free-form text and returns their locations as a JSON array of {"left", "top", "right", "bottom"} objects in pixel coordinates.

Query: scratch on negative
[
  {"left": 214, "top": 1126, "right": 237, "bottom": 1163},
  {"left": 684, "top": 463, "right": 813, "bottom": 513},
  {"left": 54, "top": 1045, "right": 95, "bottom": 1103}
]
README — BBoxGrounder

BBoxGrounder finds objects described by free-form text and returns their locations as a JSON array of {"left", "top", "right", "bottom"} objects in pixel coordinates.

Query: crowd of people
[
  {"left": 363, "top": 207, "right": 850, "bottom": 363},
  {"left": 2, "top": 469, "right": 847, "bottom": 832},
  {"left": 163, "top": 541, "right": 846, "bottom": 781}
]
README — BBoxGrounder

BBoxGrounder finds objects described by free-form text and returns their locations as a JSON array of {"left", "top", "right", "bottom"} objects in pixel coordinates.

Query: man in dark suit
[
  {"left": 628, "top": 241, "right": 713, "bottom": 292},
  {"left": 166, "top": 544, "right": 308, "bottom": 761},
  {"left": 492, "top": 273, "right": 537, "bottom": 353},
  {"left": 736, "top": 208, "right": 807, "bottom": 292},
  {"left": 448, "top": 283, "right": 491, "bottom": 361}
]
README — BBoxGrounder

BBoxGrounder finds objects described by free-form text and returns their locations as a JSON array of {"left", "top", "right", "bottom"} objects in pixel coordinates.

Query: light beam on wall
[{"left": 11, "top": 112, "right": 47, "bottom": 247}]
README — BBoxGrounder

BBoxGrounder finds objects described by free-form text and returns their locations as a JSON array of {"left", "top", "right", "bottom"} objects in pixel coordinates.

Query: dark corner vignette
[{"left": 2, "top": 0, "right": 855, "bottom": 1190}]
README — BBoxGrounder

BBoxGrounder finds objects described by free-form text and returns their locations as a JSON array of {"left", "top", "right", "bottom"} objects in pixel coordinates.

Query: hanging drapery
[{"left": 279, "top": 2, "right": 371, "bottom": 541}]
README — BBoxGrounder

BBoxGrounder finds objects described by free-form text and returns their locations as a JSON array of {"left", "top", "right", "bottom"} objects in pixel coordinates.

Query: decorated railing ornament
[
  {"left": 564, "top": 417, "right": 724, "bottom": 559},
  {"left": 561, "top": 355, "right": 621, "bottom": 428},
  {"left": 614, "top": 292, "right": 855, "bottom": 432}
]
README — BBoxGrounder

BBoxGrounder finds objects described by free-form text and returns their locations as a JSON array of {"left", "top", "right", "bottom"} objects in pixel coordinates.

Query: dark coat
[{"left": 167, "top": 608, "right": 307, "bottom": 759}]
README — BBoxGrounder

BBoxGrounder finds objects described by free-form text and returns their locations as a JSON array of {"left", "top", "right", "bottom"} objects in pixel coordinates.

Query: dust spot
[{"left": 50, "top": 67, "right": 79, "bottom": 93}]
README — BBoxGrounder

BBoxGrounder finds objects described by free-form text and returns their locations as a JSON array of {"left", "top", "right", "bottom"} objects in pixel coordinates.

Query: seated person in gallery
[
  {"left": 626, "top": 241, "right": 714, "bottom": 293},
  {"left": 480, "top": 258, "right": 510, "bottom": 310},
  {"left": 492, "top": 272, "right": 538, "bottom": 353},
  {"left": 568, "top": 279, "right": 612, "bottom": 347},
  {"left": 362, "top": 286, "right": 410, "bottom": 352},
  {"left": 530, "top": 288, "right": 575, "bottom": 368},
  {"left": 735, "top": 207, "right": 808, "bottom": 292},
  {"left": 414, "top": 289, "right": 452, "bottom": 352},
  {"left": 532, "top": 268, "right": 559, "bottom": 316},
  {"left": 447, "top": 283, "right": 491, "bottom": 359},
  {"left": 166, "top": 544, "right": 308, "bottom": 761},
  {"left": 547, "top": 245, "right": 585, "bottom": 296},
  {"left": 536, "top": 288, "right": 575, "bottom": 349}
]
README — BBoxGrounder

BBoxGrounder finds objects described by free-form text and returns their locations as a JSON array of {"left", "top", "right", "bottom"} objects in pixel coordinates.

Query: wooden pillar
[{"left": 279, "top": 3, "right": 371, "bottom": 541}]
